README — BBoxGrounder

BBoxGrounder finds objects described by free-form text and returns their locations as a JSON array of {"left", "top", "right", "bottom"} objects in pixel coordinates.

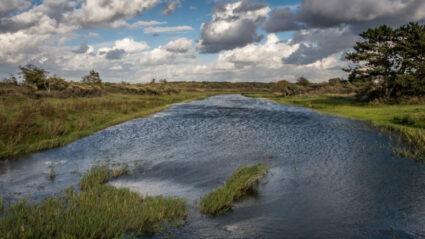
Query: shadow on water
[{"left": 1, "top": 95, "right": 425, "bottom": 238}]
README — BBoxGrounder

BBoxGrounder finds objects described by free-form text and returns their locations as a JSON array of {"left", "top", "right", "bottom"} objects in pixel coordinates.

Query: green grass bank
[
  {"left": 0, "top": 91, "right": 220, "bottom": 160},
  {"left": 0, "top": 165, "right": 187, "bottom": 238},
  {"left": 247, "top": 94, "right": 425, "bottom": 161}
]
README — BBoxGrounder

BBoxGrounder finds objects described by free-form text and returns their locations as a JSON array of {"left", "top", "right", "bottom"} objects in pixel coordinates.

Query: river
[{"left": 1, "top": 95, "right": 425, "bottom": 238}]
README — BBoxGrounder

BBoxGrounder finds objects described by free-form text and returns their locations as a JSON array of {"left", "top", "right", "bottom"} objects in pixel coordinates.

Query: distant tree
[
  {"left": 19, "top": 64, "right": 49, "bottom": 89},
  {"left": 273, "top": 80, "right": 305, "bottom": 96},
  {"left": 296, "top": 77, "right": 310, "bottom": 86},
  {"left": 82, "top": 70, "right": 101, "bottom": 84},
  {"left": 328, "top": 78, "right": 342, "bottom": 85},
  {"left": 159, "top": 78, "right": 167, "bottom": 84},
  {"left": 150, "top": 78, "right": 156, "bottom": 84},
  {"left": 2, "top": 74, "right": 18, "bottom": 85}
]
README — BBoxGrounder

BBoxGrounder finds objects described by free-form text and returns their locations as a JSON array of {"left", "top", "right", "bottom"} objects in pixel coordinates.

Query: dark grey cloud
[
  {"left": 105, "top": 49, "right": 126, "bottom": 60},
  {"left": 198, "top": 0, "right": 269, "bottom": 53},
  {"left": 200, "top": 20, "right": 264, "bottom": 53},
  {"left": 72, "top": 42, "right": 89, "bottom": 54},
  {"left": 0, "top": 0, "right": 32, "bottom": 17},
  {"left": 265, "top": 8, "right": 299, "bottom": 33},
  {"left": 265, "top": 0, "right": 425, "bottom": 65},
  {"left": 233, "top": 0, "right": 267, "bottom": 13},
  {"left": 161, "top": 1, "right": 179, "bottom": 15},
  {"left": 283, "top": 26, "right": 358, "bottom": 65},
  {"left": 266, "top": 0, "right": 425, "bottom": 33}
]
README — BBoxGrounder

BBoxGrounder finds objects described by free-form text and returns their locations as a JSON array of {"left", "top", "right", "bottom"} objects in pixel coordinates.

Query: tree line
[{"left": 345, "top": 22, "right": 425, "bottom": 100}]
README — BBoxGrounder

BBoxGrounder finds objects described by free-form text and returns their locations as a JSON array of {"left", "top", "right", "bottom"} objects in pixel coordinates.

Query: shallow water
[{"left": 1, "top": 95, "right": 425, "bottom": 238}]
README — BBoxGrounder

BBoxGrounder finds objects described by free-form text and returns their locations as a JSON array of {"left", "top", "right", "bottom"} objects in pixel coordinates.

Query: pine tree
[
  {"left": 395, "top": 22, "right": 425, "bottom": 96},
  {"left": 345, "top": 25, "right": 398, "bottom": 99}
]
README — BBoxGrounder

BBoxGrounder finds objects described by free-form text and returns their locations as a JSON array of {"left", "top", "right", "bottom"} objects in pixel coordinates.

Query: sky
[{"left": 1, "top": 0, "right": 425, "bottom": 83}]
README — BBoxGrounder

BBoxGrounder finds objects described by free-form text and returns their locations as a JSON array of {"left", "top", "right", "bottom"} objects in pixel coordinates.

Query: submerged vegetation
[
  {"left": 0, "top": 165, "right": 187, "bottom": 238},
  {"left": 200, "top": 163, "right": 268, "bottom": 215}
]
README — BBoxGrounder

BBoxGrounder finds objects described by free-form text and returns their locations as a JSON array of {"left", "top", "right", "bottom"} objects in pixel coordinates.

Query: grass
[
  {"left": 48, "top": 163, "right": 55, "bottom": 181},
  {"left": 247, "top": 93, "right": 425, "bottom": 161},
  {"left": 0, "top": 91, "right": 219, "bottom": 160},
  {"left": 0, "top": 165, "right": 188, "bottom": 238},
  {"left": 200, "top": 163, "right": 268, "bottom": 215}
]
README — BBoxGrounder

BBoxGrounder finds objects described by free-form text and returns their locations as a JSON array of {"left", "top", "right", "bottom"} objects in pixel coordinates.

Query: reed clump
[
  {"left": 0, "top": 166, "right": 187, "bottom": 238},
  {"left": 200, "top": 163, "right": 268, "bottom": 215}
]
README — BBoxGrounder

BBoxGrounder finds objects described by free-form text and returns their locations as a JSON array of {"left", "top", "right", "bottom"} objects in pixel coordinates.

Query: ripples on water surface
[{"left": 1, "top": 95, "right": 425, "bottom": 238}]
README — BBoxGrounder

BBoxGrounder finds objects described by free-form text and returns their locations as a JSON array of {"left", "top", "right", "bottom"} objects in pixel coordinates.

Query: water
[{"left": 1, "top": 95, "right": 425, "bottom": 238}]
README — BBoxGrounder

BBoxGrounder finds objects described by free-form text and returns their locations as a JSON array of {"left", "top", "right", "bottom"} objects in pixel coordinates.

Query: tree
[
  {"left": 345, "top": 23, "right": 425, "bottom": 100},
  {"left": 296, "top": 77, "right": 310, "bottom": 86},
  {"left": 345, "top": 25, "right": 398, "bottom": 98},
  {"left": 328, "top": 78, "right": 342, "bottom": 85},
  {"left": 2, "top": 74, "right": 18, "bottom": 85},
  {"left": 395, "top": 22, "right": 425, "bottom": 96},
  {"left": 19, "top": 64, "right": 49, "bottom": 89},
  {"left": 82, "top": 70, "right": 101, "bottom": 84}
]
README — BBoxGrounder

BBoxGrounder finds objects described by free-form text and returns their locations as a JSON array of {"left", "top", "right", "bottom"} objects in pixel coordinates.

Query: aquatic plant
[
  {"left": 200, "top": 163, "right": 268, "bottom": 215},
  {"left": 48, "top": 163, "right": 56, "bottom": 181},
  {"left": 0, "top": 166, "right": 187, "bottom": 238}
]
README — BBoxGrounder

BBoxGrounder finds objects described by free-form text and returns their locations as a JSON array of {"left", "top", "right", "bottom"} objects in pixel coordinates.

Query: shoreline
[
  {"left": 245, "top": 93, "right": 425, "bottom": 161},
  {"left": 0, "top": 92, "right": 221, "bottom": 161}
]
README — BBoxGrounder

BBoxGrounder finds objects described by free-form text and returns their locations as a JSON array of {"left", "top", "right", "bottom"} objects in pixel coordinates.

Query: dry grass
[{"left": 0, "top": 92, "right": 218, "bottom": 160}]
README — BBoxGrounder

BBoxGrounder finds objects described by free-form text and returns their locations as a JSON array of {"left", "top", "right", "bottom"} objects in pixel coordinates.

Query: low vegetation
[
  {"left": 200, "top": 163, "right": 268, "bottom": 215},
  {"left": 0, "top": 91, "right": 222, "bottom": 160},
  {"left": 0, "top": 165, "right": 188, "bottom": 238}
]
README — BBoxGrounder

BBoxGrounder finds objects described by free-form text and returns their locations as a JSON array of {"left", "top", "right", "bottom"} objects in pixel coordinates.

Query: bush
[
  {"left": 273, "top": 80, "right": 306, "bottom": 96},
  {"left": 19, "top": 64, "right": 49, "bottom": 90},
  {"left": 1, "top": 74, "right": 18, "bottom": 85},
  {"left": 46, "top": 76, "right": 69, "bottom": 91},
  {"left": 82, "top": 70, "right": 102, "bottom": 84},
  {"left": 296, "top": 77, "right": 310, "bottom": 86}
]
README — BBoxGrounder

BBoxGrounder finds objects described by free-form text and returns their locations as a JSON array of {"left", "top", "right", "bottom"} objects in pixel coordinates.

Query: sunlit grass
[
  {"left": 200, "top": 163, "right": 268, "bottom": 215},
  {"left": 0, "top": 165, "right": 187, "bottom": 238},
  {"left": 0, "top": 92, "right": 218, "bottom": 160}
]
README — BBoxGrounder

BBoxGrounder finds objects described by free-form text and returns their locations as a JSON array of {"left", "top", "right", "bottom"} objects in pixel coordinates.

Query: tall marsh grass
[
  {"left": 0, "top": 92, "right": 216, "bottom": 160},
  {"left": 0, "top": 165, "right": 187, "bottom": 238},
  {"left": 200, "top": 163, "right": 268, "bottom": 215}
]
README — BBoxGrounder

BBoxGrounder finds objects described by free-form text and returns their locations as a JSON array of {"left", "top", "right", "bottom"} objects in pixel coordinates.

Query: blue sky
[{"left": 0, "top": 0, "right": 424, "bottom": 83}]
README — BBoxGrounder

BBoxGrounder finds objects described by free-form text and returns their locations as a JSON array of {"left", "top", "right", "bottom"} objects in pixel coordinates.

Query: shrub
[
  {"left": 296, "top": 77, "right": 310, "bottom": 86},
  {"left": 82, "top": 70, "right": 102, "bottom": 84},
  {"left": 1, "top": 74, "right": 18, "bottom": 85},
  {"left": 19, "top": 64, "right": 49, "bottom": 90}
]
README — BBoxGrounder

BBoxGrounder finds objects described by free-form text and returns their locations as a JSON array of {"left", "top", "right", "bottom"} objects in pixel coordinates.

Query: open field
[{"left": 247, "top": 94, "right": 425, "bottom": 160}]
